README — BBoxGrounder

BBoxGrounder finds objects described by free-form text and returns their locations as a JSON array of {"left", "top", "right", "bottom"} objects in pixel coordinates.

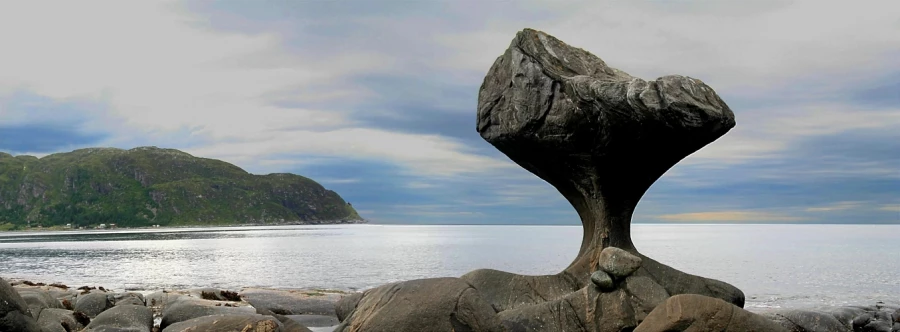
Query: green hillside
[{"left": 0, "top": 147, "right": 363, "bottom": 230}]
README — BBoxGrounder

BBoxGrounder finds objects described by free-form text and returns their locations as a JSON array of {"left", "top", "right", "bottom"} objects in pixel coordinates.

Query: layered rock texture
[{"left": 333, "top": 28, "right": 889, "bottom": 332}]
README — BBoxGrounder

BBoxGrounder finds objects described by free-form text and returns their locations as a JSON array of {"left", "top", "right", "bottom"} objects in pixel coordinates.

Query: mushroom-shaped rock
[
  {"left": 478, "top": 29, "right": 735, "bottom": 256},
  {"left": 466, "top": 28, "right": 744, "bottom": 313},
  {"left": 336, "top": 28, "right": 748, "bottom": 332}
]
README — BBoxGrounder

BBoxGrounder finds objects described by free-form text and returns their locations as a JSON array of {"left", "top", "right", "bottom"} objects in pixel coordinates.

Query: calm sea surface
[{"left": 0, "top": 224, "right": 897, "bottom": 310}]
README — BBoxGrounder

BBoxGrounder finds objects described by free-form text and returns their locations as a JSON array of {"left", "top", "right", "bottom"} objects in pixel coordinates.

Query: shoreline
[
  {"left": 4, "top": 277, "right": 898, "bottom": 332},
  {"left": 7, "top": 276, "right": 898, "bottom": 312},
  {"left": 0, "top": 219, "right": 369, "bottom": 233}
]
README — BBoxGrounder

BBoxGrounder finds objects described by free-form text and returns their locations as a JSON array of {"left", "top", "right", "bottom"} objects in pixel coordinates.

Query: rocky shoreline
[
  {"left": 1, "top": 277, "right": 896, "bottom": 332},
  {"left": 1, "top": 277, "right": 347, "bottom": 331}
]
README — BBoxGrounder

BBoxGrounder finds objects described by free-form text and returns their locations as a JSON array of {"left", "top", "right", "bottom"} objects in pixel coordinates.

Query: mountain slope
[{"left": 0, "top": 147, "right": 362, "bottom": 229}]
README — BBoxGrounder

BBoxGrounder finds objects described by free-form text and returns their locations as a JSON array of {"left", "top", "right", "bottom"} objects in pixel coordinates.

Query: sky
[{"left": 0, "top": 0, "right": 897, "bottom": 224}]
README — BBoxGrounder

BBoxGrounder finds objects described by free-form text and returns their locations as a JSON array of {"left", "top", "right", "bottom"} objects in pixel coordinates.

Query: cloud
[
  {"left": 0, "top": 0, "right": 897, "bottom": 225},
  {"left": 406, "top": 182, "right": 439, "bottom": 189},
  {"left": 805, "top": 201, "right": 864, "bottom": 212},
  {"left": 0, "top": 125, "right": 106, "bottom": 154},
  {"left": 183, "top": 128, "right": 514, "bottom": 177},
  {"left": 0, "top": 91, "right": 110, "bottom": 153},
  {"left": 681, "top": 102, "right": 900, "bottom": 167},
  {"left": 440, "top": 1, "right": 900, "bottom": 93},
  {"left": 879, "top": 205, "right": 900, "bottom": 213},
  {"left": 655, "top": 211, "right": 808, "bottom": 223}
]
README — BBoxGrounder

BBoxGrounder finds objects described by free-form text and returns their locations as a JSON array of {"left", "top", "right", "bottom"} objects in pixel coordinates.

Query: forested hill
[{"left": 0, "top": 147, "right": 363, "bottom": 230}]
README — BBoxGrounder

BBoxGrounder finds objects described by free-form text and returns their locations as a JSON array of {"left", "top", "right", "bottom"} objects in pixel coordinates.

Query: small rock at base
[
  {"left": 598, "top": 247, "right": 643, "bottom": 278},
  {"left": 590, "top": 270, "right": 615, "bottom": 291}
]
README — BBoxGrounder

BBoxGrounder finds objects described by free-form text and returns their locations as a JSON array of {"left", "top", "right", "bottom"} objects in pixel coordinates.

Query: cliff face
[{"left": 0, "top": 147, "right": 362, "bottom": 229}]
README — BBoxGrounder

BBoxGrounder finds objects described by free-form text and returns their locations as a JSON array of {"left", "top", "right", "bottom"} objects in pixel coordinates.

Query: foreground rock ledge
[{"left": 335, "top": 28, "right": 747, "bottom": 332}]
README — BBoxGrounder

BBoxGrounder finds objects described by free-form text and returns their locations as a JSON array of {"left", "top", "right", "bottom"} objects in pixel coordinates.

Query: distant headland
[{"left": 0, "top": 146, "right": 364, "bottom": 231}]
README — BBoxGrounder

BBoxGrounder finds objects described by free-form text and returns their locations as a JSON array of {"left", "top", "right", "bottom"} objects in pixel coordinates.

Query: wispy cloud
[
  {"left": 879, "top": 205, "right": 900, "bottom": 213},
  {"left": 805, "top": 201, "right": 864, "bottom": 212},
  {"left": 405, "top": 182, "right": 438, "bottom": 189},
  {"left": 655, "top": 211, "right": 809, "bottom": 223}
]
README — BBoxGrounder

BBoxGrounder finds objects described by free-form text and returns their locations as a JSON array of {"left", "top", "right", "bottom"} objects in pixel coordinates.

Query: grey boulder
[
  {"left": 74, "top": 291, "right": 114, "bottom": 318},
  {"left": 598, "top": 247, "right": 642, "bottom": 278},
  {"left": 112, "top": 292, "right": 145, "bottom": 306},
  {"left": 590, "top": 270, "right": 614, "bottom": 291},
  {"left": 16, "top": 287, "right": 63, "bottom": 318},
  {"left": 83, "top": 304, "right": 153, "bottom": 332},
  {"left": 241, "top": 288, "right": 343, "bottom": 316},
  {"left": 0, "top": 277, "right": 40, "bottom": 332},
  {"left": 159, "top": 297, "right": 255, "bottom": 329},
  {"left": 334, "top": 292, "right": 363, "bottom": 322},
  {"left": 37, "top": 308, "right": 85, "bottom": 332},
  {"left": 335, "top": 278, "right": 503, "bottom": 332}
]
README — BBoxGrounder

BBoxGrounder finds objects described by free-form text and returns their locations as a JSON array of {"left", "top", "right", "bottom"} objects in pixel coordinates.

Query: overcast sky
[{"left": 0, "top": 0, "right": 897, "bottom": 224}]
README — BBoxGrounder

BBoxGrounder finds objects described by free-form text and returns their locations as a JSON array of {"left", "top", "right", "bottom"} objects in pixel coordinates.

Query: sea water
[{"left": 0, "top": 224, "right": 897, "bottom": 310}]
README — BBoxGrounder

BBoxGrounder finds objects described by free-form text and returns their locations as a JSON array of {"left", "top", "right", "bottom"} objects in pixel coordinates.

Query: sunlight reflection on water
[{"left": 1, "top": 224, "right": 897, "bottom": 309}]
